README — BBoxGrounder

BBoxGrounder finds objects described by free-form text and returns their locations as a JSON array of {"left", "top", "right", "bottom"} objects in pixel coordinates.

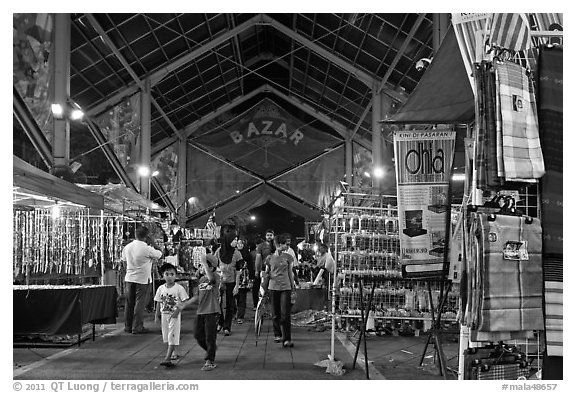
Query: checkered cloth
[
  {"left": 475, "top": 363, "right": 531, "bottom": 380},
  {"left": 495, "top": 61, "right": 545, "bottom": 180},
  {"left": 477, "top": 214, "right": 544, "bottom": 333}
]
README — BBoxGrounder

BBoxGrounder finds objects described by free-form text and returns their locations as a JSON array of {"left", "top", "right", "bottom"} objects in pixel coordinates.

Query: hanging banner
[
  {"left": 194, "top": 98, "right": 342, "bottom": 178},
  {"left": 393, "top": 130, "right": 456, "bottom": 279}
]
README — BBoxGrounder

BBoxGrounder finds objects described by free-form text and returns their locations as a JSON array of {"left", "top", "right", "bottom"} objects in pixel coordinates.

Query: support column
[
  {"left": 140, "top": 79, "right": 151, "bottom": 197},
  {"left": 433, "top": 13, "right": 450, "bottom": 54},
  {"left": 177, "top": 138, "right": 188, "bottom": 225},
  {"left": 380, "top": 93, "right": 396, "bottom": 190},
  {"left": 52, "top": 13, "right": 71, "bottom": 169},
  {"left": 345, "top": 138, "right": 353, "bottom": 186},
  {"left": 371, "top": 84, "right": 382, "bottom": 188}
]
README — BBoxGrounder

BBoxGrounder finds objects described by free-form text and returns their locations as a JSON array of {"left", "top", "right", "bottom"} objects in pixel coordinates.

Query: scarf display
[
  {"left": 494, "top": 61, "right": 545, "bottom": 180},
  {"left": 474, "top": 59, "right": 546, "bottom": 189}
]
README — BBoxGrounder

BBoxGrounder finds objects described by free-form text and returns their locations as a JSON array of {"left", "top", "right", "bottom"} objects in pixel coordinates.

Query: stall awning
[
  {"left": 13, "top": 156, "right": 104, "bottom": 210},
  {"left": 77, "top": 183, "right": 169, "bottom": 215},
  {"left": 385, "top": 26, "right": 475, "bottom": 124},
  {"left": 188, "top": 183, "right": 323, "bottom": 227}
]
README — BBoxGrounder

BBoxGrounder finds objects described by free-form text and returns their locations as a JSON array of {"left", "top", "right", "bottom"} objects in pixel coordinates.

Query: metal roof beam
[
  {"left": 84, "top": 14, "right": 186, "bottom": 142},
  {"left": 351, "top": 13, "right": 426, "bottom": 139},
  {"left": 85, "top": 14, "right": 266, "bottom": 118},
  {"left": 151, "top": 84, "right": 271, "bottom": 155},
  {"left": 266, "top": 86, "right": 372, "bottom": 152},
  {"left": 13, "top": 86, "right": 53, "bottom": 168},
  {"left": 261, "top": 14, "right": 376, "bottom": 89}
]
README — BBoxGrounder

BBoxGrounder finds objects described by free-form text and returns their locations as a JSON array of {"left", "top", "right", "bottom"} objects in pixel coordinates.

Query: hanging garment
[
  {"left": 540, "top": 169, "right": 563, "bottom": 357},
  {"left": 477, "top": 214, "right": 544, "bottom": 332},
  {"left": 482, "top": 62, "right": 504, "bottom": 187},
  {"left": 473, "top": 64, "right": 489, "bottom": 189},
  {"left": 494, "top": 61, "right": 545, "bottom": 180},
  {"left": 537, "top": 45, "right": 563, "bottom": 173}
]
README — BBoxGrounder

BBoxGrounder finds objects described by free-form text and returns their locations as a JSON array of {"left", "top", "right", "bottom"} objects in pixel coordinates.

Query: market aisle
[{"left": 13, "top": 308, "right": 368, "bottom": 380}]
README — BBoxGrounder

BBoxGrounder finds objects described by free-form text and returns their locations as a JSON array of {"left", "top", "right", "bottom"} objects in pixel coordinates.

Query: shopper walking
[
  {"left": 154, "top": 263, "right": 189, "bottom": 367},
  {"left": 176, "top": 248, "right": 220, "bottom": 371},
  {"left": 215, "top": 225, "right": 243, "bottom": 336},
  {"left": 233, "top": 237, "right": 252, "bottom": 324},
  {"left": 122, "top": 226, "right": 164, "bottom": 334},
  {"left": 254, "top": 229, "right": 275, "bottom": 308},
  {"left": 262, "top": 233, "right": 296, "bottom": 348}
]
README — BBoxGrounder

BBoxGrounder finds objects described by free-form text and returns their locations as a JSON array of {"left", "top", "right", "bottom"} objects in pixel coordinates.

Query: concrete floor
[{"left": 13, "top": 303, "right": 459, "bottom": 380}]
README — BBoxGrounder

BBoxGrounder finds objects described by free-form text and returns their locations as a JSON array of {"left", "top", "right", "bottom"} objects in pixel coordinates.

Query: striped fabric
[
  {"left": 544, "top": 281, "right": 563, "bottom": 356},
  {"left": 494, "top": 61, "right": 545, "bottom": 180},
  {"left": 490, "top": 14, "right": 532, "bottom": 52},
  {"left": 477, "top": 214, "right": 544, "bottom": 333}
]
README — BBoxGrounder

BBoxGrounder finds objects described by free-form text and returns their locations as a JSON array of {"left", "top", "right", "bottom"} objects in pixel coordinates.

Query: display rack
[
  {"left": 330, "top": 192, "right": 458, "bottom": 323},
  {"left": 328, "top": 190, "right": 459, "bottom": 378}
]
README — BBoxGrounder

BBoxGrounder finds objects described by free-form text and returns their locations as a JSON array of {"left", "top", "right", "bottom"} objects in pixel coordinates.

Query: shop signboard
[{"left": 393, "top": 130, "right": 456, "bottom": 279}]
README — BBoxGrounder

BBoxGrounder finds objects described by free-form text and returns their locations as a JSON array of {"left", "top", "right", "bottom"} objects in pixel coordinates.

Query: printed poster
[{"left": 393, "top": 130, "right": 456, "bottom": 279}]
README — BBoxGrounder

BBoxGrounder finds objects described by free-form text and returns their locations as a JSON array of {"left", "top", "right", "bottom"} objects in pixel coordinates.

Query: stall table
[
  {"left": 292, "top": 287, "right": 329, "bottom": 313},
  {"left": 13, "top": 285, "right": 118, "bottom": 343}
]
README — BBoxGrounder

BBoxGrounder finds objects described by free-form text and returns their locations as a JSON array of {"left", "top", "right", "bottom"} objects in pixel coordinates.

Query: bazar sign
[{"left": 229, "top": 120, "right": 304, "bottom": 146}]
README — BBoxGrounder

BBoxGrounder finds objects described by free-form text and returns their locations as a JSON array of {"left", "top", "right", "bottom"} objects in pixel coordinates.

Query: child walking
[
  {"left": 176, "top": 248, "right": 220, "bottom": 371},
  {"left": 154, "top": 263, "right": 189, "bottom": 367}
]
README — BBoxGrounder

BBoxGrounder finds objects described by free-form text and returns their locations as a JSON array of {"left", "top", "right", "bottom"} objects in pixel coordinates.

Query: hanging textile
[
  {"left": 537, "top": 45, "right": 563, "bottom": 173},
  {"left": 490, "top": 13, "right": 532, "bottom": 52},
  {"left": 477, "top": 213, "right": 544, "bottom": 333},
  {"left": 537, "top": 45, "right": 563, "bottom": 358},
  {"left": 463, "top": 212, "right": 544, "bottom": 339},
  {"left": 494, "top": 61, "right": 545, "bottom": 180}
]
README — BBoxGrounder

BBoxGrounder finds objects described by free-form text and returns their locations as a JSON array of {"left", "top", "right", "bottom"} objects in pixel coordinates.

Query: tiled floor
[{"left": 14, "top": 304, "right": 459, "bottom": 380}]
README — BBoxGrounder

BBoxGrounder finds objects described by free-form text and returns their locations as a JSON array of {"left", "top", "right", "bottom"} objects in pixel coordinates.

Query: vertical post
[
  {"left": 432, "top": 13, "right": 450, "bottom": 54},
  {"left": 100, "top": 210, "right": 105, "bottom": 285},
  {"left": 52, "top": 13, "right": 71, "bottom": 169},
  {"left": 371, "top": 84, "right": 382, "bottom": 189},
  {"left": 177, "top": 137, "right": 188, "bottom": 225},
  {"left": 380, "top": 93, "right": 396, "bottom": 189},
  {"left": 345, "top": 138, "right": 353, "bottom": 186},
  {"left": 140, "top": 79, "right": 152, "bottom": 197}
]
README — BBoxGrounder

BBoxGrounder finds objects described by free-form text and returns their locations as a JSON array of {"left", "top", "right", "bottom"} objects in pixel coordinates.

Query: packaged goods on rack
[{"left": 330, "top": 191, "right": 459, "bottom": 334}]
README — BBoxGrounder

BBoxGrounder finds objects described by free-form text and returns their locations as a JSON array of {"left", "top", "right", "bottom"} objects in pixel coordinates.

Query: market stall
[{"left": 13, "top": 156, "right": 119, "bottom": 345}]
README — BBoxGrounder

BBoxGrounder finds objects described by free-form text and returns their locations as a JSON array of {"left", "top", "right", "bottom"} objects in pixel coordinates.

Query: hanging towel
[
  {"left": 477, "top": 214, "right": 544, "bottom": 332},
  {"left": 544, "top": 280, "right": 563, "bottom": 356},
  {"left": 483, "top": 62, "right": 504, "bottom": 187},
  {"left": 494, "top": 61, "right": 545, "bottom": 180},
  {"left": 473, "top": 63, "right": 488, "bottom": 189},
  {"left": 537, "top": 45, "right": 563, "bottom": 173}
]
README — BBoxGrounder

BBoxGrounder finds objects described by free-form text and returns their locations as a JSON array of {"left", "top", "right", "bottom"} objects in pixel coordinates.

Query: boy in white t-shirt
[{"left": 154, "top": 263, "right": 189, "bottom": 367}]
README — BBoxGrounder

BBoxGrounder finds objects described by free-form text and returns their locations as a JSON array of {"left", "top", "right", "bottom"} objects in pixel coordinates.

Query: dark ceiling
[{"left": 69, "top": 13, "right": 436, "bottom": 150}]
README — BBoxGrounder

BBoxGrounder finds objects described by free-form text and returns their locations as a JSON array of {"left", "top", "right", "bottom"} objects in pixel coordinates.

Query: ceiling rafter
[
  {"left": 351, "top": 13, "right": 427, "bottom": 140},
  {"left": 84, "top": 13, "right": 186, "bottom": 141},
  {"left": 86, "top": 13, "right": 407, "bottom": 123},
  {"left": 86, "top": 13, "right": 266, "bottom": 117}
]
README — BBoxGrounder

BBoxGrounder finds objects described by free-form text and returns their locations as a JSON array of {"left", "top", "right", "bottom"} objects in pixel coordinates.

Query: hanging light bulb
[{"left": 52, "top": 203, "right": 61, "bottom": 219}]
